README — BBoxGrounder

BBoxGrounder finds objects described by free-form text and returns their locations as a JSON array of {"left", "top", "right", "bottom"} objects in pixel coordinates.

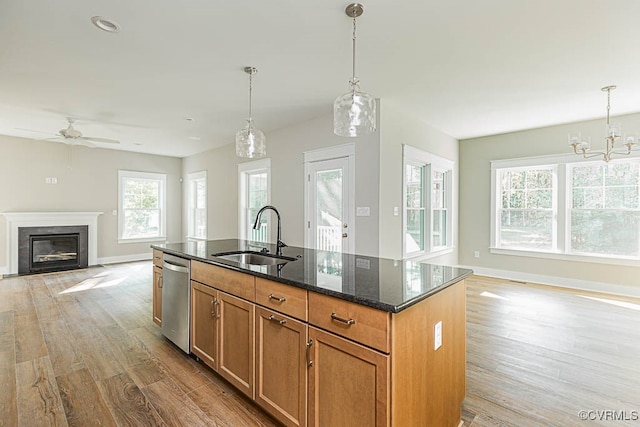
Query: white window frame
[
  {"left": 238, "top": 158, "right": 271, "bottom": 242},
  {"left": 490, "top": 153, "right": 640, "bottom": 266},
  {"left": 402, "top": 145, "right": 454, "bottom": 259},
  {"left": 187, "top": 170, "right": 207, "bottom": 240},
  {"left": 118, "top": 170, "right": 167, "bottom": 243}
]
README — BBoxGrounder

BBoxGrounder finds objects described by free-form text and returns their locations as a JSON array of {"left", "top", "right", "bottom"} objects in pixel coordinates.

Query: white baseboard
[
  {"left": 459, "top": 265, "right": 640, "bottom": 298},
  {"left": 0, "top": 266, "right": 6, "bottom": 279},
  {"left": 97, "top": 253, "right": 152, "bottom": 265}
]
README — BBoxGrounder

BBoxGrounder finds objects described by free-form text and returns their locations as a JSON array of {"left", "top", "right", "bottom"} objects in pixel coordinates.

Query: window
[
  {"left": 187, "top": 171, "right": 207, "bottom": 239},
  {"left": 238, "top": 159, "right": 271, "bottom": 242},
  {"left": 497, "top": 166, "right": 556, "bottom": 250},
  {"left": 402, "top": 145, "right": 454, "bottom": 258},
  {"left": 569, "top": 161, "right": 640, "bottom": 257},
  {"left": 118, "top": 170, "right": 166, "bottom": 242},
  {"left": 491, "top": 155, "right": 640, "bottom": 263}
]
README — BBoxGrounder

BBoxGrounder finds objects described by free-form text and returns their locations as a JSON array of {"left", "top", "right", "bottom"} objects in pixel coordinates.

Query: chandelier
[
  {"left": 236, "top": 66, "right": 266, "bottom": 158},
  {"left": 569, "top": 85, "right": 638, "bottom": 163},
  {"left": 333, "top": 3, "right": 376, "bottom": 137}
]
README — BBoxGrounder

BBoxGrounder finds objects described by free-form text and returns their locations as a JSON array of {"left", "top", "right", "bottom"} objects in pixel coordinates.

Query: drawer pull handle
[
  {"left": 157, "top": 276, "right": 163, "bottom": 289},
  {"left": 268, "top": 315, "right": 287, "bottom": 325},
  {"left": 331, "top": 312, "right": 355, "bottom": 325},
  {"left": 268, "top": 293, "right": 287, "bottom": 303}
]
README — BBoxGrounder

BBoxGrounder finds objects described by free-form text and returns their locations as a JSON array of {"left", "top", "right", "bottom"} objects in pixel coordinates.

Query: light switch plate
[
  {"left": 356, "top": 258, "right": 370, "bottom": 269},
  {"left": 356, "top": 206, "right": 370, "bottom": 217}
]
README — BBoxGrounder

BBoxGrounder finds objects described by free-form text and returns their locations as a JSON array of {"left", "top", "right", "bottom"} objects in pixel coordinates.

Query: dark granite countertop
[{"left": 152, "top": 239, "right": 472, "bottom": 313}]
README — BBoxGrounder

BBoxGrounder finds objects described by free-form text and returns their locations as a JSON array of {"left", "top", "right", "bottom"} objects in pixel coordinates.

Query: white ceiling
[{"left": 2, "top": 0, "right": 640, "bottom": 158}]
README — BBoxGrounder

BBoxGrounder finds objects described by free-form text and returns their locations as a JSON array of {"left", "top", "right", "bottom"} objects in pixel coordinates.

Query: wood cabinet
[
  {"left": 255, "top": 306, "right": 308, "bottom": 427},
  {"left": 184, "top": 257, "right": 466, "bottom": 427},
  {"left": 217, "top": 291, "right": 255, "bottom": 399},
  {"left": 190, "top": 280, "right": 219, "bottom": 369},
  {"left": 152, "top": 266, "right": 163, "bottom": 326},
  {"left": 152, "top": 249, "right": 163, "bottom": 327},
  {"left": 307, "top": 326, "right": 388, "bottom": 427}
]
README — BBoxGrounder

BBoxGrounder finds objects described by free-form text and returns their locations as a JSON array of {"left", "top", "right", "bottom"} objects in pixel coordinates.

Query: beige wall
[
  {"left": 182, "top": 109, "right": 381, "bottom": 256},
  {"left": 459, "top": 112, "right": 640, "bottom": 293},
  {"left": 378, "top": 100, "right": 460, "bottom": 262},
  {"left": 0, "top": 135, "right": 182, "bottom": 271}
]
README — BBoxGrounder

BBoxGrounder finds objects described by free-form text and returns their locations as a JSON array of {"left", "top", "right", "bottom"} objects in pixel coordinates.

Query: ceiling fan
[{"left": 49, "top": 118, "right": 120, "bottom": 147}]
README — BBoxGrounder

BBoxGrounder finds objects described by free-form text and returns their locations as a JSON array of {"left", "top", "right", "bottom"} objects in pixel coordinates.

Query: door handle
[{"left": 342, "top": 233, "right": 348, "bottom": 238}]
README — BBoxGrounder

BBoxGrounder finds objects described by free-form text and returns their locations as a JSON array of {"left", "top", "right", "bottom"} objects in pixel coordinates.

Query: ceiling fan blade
[
  {"left": 80, "top": 136, "right": 120, "bottom": 144},
  {"left": 14, "top": 128, "right": 59, "bottom": 136},
  {"left": 74, "top": 140, "right": 96, "bottom": 148}
]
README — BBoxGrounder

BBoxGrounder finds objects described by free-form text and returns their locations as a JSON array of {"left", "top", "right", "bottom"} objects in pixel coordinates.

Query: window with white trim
[
  {"left": 118, "top": 170, "right": 166, "bottom": 242},
  {"left": 238, "top": 159, "right": 271, "bottom": 242},
  {"left": 187, "top": 171, "right": 207, "bottom": 239},
  {"left": 569, "top": 161, "right": 640, "bottom": 256},
  {"left": 496, "top": 165, "right": 556, "bottom": 250},
  {"left": 491, "top": 155, "right": 640, "bottom": 262},
  {"left": 402, "top": 145, "right": 454, "bottom": 258}
]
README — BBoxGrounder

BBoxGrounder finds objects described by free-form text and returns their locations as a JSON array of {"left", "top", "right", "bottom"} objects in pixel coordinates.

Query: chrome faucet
[{"left": 253, "top": 205, "right": 287, "bottom": 256}]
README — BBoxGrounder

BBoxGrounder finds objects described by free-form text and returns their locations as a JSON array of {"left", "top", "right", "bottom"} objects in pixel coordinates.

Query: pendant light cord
[
  {"left": 351, "top": 15, "right": 358, "bottom": 93},
  {"left": 606, "top": 87, "right": 611, "bottom": 127},
  {"left": 248, "top": 70, "right": 253, "bottom": 122}
]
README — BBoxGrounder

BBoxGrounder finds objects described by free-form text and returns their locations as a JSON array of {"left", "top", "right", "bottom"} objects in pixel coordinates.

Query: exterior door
[{"left": 305, "top": 157, "right": 353, "bottom": 254}]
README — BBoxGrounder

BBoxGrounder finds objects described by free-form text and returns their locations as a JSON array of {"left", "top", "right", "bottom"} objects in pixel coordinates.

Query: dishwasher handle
[{"left": 163, "top": 260, "right": 189, "bottom": 274}]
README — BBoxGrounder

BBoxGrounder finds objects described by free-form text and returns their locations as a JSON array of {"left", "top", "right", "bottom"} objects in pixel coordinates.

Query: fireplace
[{"left": 18, "top": 226, "right": 88, "bottom": 274}]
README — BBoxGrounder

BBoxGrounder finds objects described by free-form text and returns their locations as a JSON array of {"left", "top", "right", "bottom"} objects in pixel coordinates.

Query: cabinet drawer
[
  {"left": 152, "top": 249, "right": 163, "bottom": 267},
  {"left": 308, "top": 292, "right": 390, "bottom": 353},
  {"left": 192, "top": 261, "right": 255, "bottom": 302},
  {"left": 256, "top": 278, "right": 308, "bottom": 321}
]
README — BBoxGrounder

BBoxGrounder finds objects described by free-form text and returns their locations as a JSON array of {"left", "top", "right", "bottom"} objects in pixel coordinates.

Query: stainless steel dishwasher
[{"left": 161, "top": 253, "right": 190, "bottom": 353}]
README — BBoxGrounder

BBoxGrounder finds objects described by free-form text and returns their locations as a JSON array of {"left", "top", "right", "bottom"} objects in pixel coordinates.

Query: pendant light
[
  {"left": 333, "top": 3, "right": 376, "bottom": 137},
  {"left": 236, "top": 66, "right": 266, "bottom": 158}
]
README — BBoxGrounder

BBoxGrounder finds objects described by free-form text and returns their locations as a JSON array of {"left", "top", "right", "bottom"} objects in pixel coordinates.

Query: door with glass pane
[{"left": 305, "top": 157, "right": 352, "bottom": 254}]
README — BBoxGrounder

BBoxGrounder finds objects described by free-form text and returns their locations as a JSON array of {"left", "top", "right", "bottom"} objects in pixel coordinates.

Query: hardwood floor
[
  {"left": 0, "top": 263, "right": 638, "bottom": 426},
  {"left": 461, "top": 276, "right": 640, "bottom": 427},
  {"left": 0, "top": 262, "right": 279, "bottom": 427}
]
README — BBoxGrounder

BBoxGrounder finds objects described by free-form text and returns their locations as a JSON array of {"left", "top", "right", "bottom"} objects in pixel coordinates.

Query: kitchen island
[{"left": 152, "top": 239, "right": 472, "bottom": 427}]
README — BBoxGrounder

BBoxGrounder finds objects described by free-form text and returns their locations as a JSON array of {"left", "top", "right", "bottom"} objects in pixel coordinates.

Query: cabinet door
[
  {"left": 153, "top": 266, "right": 163, "bottom": 326},
  {"left": 308, "top": 327, "right": 389, "bottom": 427},
  {"left": 191, "top": 281, "right": 219, "bottom": 370},
  {"left": 255, "top": 307, "right": 307, "bottom": 427},
  {"left": 218, "top": 291, "right": 255, "bottom": 399}
]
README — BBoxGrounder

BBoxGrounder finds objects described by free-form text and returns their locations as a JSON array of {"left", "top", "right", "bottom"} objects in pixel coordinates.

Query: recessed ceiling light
[{"left": 91, "top": 16, "right": 121, "bottom": 33}]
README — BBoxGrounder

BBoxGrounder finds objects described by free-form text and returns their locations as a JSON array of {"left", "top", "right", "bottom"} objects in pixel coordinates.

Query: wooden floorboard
[{"left": 1, "top": 263, "right": 638, "bottom": 426}]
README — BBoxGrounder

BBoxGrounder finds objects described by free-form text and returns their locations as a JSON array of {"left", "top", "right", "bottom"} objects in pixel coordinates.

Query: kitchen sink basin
[{"left": 212, "top": 251, "right": 297, "bottom": 266}]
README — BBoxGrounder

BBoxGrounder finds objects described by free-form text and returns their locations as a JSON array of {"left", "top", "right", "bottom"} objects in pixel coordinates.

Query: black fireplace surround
[{"left": 18, "top": 225, "right": 88, "bottom": 274}]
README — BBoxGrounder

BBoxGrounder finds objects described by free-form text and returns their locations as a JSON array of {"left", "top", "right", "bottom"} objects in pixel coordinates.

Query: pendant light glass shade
[
  {"left": 334, "top": 3, "right": 376, "bottom": 137},
  {"left": 236, "top": 119, "right": 266, "bottom": 158},
  {"left": 236, "top": 66, "right": 266, "bottom": 158},
  {"left": 334, "top": 81, "right": 376, "bottom": 137}
]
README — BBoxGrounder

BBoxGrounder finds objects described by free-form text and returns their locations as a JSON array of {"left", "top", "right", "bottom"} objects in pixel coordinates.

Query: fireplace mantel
[{"left": 3, "top": 212, "right": 102, "bottom": 275}]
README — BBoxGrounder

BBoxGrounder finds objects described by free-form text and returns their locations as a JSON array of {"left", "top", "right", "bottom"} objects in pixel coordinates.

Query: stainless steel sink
[{"left": 212, "top": 251, "right": 297, "bottom": 266}]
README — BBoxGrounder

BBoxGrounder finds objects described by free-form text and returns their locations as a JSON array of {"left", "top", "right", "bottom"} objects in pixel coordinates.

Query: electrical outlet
[
  {"left": 51, "top": 177, "right": 57, "bottom": 184},
  {"left": 393, "top": 206, "right": 399, "bottom": 216},
  {"left": 434, "top": 321, "right": 442, "bottom": 350},
  {"left": 45, "top": 177, "right": 51, "bottom": 184},
  {"left": 474, "top": 251, "right": 480, "bottom": 258}
]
